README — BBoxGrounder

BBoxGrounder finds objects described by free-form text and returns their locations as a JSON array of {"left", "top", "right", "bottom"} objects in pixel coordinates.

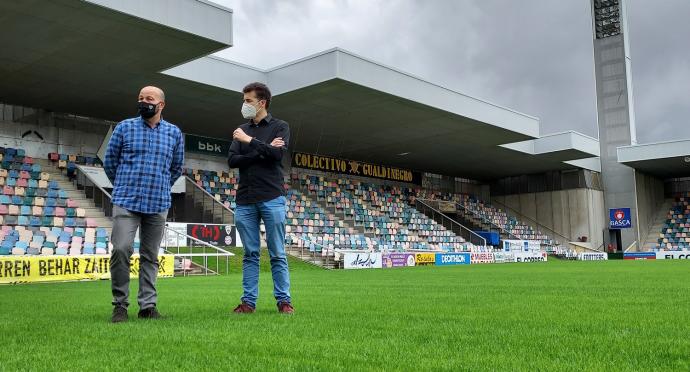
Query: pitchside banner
[
  {"left": 187, "top": 224, "right": 236, "bottom": 246},
  {"left": 624, "top": 252, "right": 656, "bottom": 260},
  {"left": 435, "top": 253, "right": 471, "bottom": 266},
  {"left": 292, "top": 152, "right": 422, "bottom": 185},
  {"left": 343, "top": 252, "right": 383, "bottom": 269},
  {"left": 578, "top": 252, "right": 608, "bottom": 261},
  {"left": 382, "top": 253, "right": 416, "bottom": 268},
  {"left": 415, "top": 253, "right": 437, "bottom": 266},
  {"left": 656, "top": 251, "right": 690, "bottom": 259},
  {"left": 0, "top": 255, "right": 174, "bottom": 284},
  {"left": 493, "top": 252, "right": 514, "bottom": 264},
  {"left": 470, "top": 252, "right": 495, "bottom": 264},
  {"left": 512, "top": 252, "right": 548, "bottom": 263},
  {"left": 624, "top": 251, "right": 690, "bottom": 260}
]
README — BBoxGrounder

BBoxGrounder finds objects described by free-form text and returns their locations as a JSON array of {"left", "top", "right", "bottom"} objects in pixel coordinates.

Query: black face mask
[{"left": 137, "top": 101, "right": 158, "bottom": 119}]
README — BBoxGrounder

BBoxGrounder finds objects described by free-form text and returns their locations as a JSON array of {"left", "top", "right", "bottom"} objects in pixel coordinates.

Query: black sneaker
[
  {"left": 138, "top": 307, "right": 162, "bottom": 320},
  {"left": 111, "top": 306, "right": 128, "bottom": 323}
]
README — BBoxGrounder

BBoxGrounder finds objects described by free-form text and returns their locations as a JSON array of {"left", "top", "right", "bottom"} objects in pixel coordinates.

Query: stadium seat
[
  {"left": 56, "top": 242, "right": 69, "bottom": 255},
  {"left": 8, "top": 205, "right": 19, "bottom": 215},
  {"left": 29, "top": 216, "right": 41, "bottom": 227},
  {"left": 55, "top": 207, "right": 66, "bottom": 217},
  {"left": 17, "top": 216, "right": 29, "bottom": 226},
  {"left": 12, "top": 241, "right": 28, "bottom": 255},
  {"left": 96, "top": 242, "right": 108, "bottom": 255},
  {"left": 0, "top": 205, "right": 7, "bottom": 215},
  {"left": 83, "top": 243, "right": 95, "bottom": 255}
]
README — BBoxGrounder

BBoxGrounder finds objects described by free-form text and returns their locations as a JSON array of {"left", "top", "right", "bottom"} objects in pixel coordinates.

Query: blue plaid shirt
[{"left": 104, "top": 117, "right": 184, "bottom": 214}]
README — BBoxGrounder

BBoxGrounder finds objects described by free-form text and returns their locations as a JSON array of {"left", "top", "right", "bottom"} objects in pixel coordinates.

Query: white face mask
[{"left": 241, "top": 102, "right": 260, "bottom": 119}]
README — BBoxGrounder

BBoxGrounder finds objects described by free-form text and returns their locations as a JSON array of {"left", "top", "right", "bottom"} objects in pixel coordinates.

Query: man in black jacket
[{"left": 228, "top": 82, "right": 293, "bottom": 314}]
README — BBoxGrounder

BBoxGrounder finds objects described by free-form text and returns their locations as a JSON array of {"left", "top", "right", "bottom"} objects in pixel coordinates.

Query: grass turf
[{"left": 0, "top": 258, "right": 689, "bottom": 371}]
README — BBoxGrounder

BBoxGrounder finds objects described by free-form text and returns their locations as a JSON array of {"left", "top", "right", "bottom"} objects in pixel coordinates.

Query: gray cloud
[{"left": 212, "top": 0, "right": 690, "bottom": 144}]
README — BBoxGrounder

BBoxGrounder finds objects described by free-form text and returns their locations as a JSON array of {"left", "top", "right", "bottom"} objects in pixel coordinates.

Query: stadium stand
[
  {"left": 0, "top": 147, "right": 112, "bottom": 255},
  {"left": 655, "top": 192, "right": 690, "bottom": 251},
  {"left": 47, "top": 152, "right": 102, "bottom": 179},
  {"left": 184, "top": 165, "right": 560, "bottom": 253},
  {"left": 293, "top": 172, "right": 475, "bottom": 252}
]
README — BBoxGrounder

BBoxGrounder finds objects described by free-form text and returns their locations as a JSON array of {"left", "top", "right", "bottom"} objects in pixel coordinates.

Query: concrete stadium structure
[{"left": 1, "top": 0, "right": 688, "bottom": 254}]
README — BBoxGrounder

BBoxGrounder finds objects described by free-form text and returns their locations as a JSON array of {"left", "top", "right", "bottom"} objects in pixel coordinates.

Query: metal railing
[
  {"left": 163, "top": 225, "right": 234, "bottom": 276},
  {"left": 185, "top": 176, "right": 234, "bottom": 225},
  {"left": 415, "top": 199, "right": 487, "bottom": 248},
  {"left": 287, "top": 234, "right": 336, "bottom": 269},
  {"left": 490, "top": 198, "right": 572, "bottom": 246},
  {"left": 624, "top": 240, "right": 638, "bottom": 253},
  {"left": 74, "top": 165, "right": 113, "bottom": 217}
]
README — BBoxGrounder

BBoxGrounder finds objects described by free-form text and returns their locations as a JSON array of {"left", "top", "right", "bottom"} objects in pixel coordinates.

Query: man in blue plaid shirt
[{"left": 104, "top": 86, "right": 184, "bottom": 323}]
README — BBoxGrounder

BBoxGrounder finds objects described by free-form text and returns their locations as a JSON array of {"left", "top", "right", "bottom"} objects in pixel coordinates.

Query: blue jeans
[{"left": 235, "top": 195, "right": 291, "bottom": 308}]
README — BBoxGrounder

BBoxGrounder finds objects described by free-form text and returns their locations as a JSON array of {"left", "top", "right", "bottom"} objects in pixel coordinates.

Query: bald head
[{"left": 139, "top": 86, "right": 165, "bottom": 102}]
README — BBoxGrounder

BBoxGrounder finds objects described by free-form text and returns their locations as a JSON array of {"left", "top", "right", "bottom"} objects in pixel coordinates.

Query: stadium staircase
[
  {"left": 182, "top": 176, "right": 234, "bottom": 225},
  {"left": 638, "top": 195, "right": 690, "bottom": 252}
]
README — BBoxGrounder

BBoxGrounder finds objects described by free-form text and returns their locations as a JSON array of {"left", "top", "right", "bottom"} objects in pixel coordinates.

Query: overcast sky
[{"left": 211, "top": 0, "right": 690, "bottom": 144}]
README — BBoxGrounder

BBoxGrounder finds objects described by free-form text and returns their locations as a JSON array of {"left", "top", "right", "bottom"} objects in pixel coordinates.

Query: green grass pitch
[{"left": 1, "top": 254, "right": 688, "bottom": 371}]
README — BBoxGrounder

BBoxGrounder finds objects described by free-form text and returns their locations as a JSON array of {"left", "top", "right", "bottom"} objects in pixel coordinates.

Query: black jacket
[{"left": 227, "top": 113, "right": 289, "bottom": 205}]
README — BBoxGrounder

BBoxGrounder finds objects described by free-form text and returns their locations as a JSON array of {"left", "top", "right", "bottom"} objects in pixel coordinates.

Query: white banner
[
  {"left": 577, "top": 252, "right": 608, "bottom": 261},
  {"left": 163, "top": 223, "right": 188, "bottom": 247},
  {"left": 656, "top": 251, "right": 690, "bottom": 260},
  {"left": 470, "top": 252, "right": 495, "bottom": 264},
  {"left": 493, "top": 252, "right": 514, "bottom": 264},
  {"left": 511, "top": 251, "right": 548, "bottom": 263},
  {"left": 503, "top": 239, "right": 541, "bottom": 252},
  {"left": 343, "top": 252, "right": 383, "bottom": 269}
]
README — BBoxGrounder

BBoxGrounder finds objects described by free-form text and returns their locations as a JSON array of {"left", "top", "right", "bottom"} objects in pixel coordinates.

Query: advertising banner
[
  {"left": 163, "top": 222, "right": 187, "bottom": 248},
  {"left": 435, "top": 252, "right": 471, "bottom": 266},
  {"left": 512, "top": 252, "right": 548, "bottom": 263},
  {"left": 187, "top": 224, "right": 236, "bottom": 246},
  {"left": 655, "top": 251, "right": 690, "bottom": 260},
  {"left": 382, "top": 253, "right": 416, "bottom": 268},
  {"left": 292, "top": 152, "right": 422, "bottom": 185},
  {"left": 343, "top": 252, "right": 383, "bottom": 269},
  {"left": 609, "top": 208, "right": 632, "bottom": 229},
  {"left": 185, "top": 134, "right": 230, "bottom": 157},
  {"left": 470, "top": 252, "right": 495, "bottom": 264},
  {"left": 623, "top": 252, "right": 656, "bottom": 260},
  {"left": 493, "top": 252, "right": 514, "bottom": 264},
  {"left": 415, "top": 253, "right": 437, "bottom": 266},
  {"left": 0, "top": 255, "right": 174, "bottom": 284},
  {"left": 577, "top": 252, "right": 608, "bottom": 261},
  {"left": 503, "top": 240, "right": 541, "bottom": 252}
]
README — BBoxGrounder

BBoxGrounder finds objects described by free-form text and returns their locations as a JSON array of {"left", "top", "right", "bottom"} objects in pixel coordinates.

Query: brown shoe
[
  {"left": 277, "top": 302, "right": 294, "bottom": 314},
  {"left": 233, "top": 302, "right": 255, "bottom": 314}
]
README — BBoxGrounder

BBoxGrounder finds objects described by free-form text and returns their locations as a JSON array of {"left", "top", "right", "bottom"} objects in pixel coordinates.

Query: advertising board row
[{"left": 343, "top": 251, "right": 548, "bottom": 269}]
